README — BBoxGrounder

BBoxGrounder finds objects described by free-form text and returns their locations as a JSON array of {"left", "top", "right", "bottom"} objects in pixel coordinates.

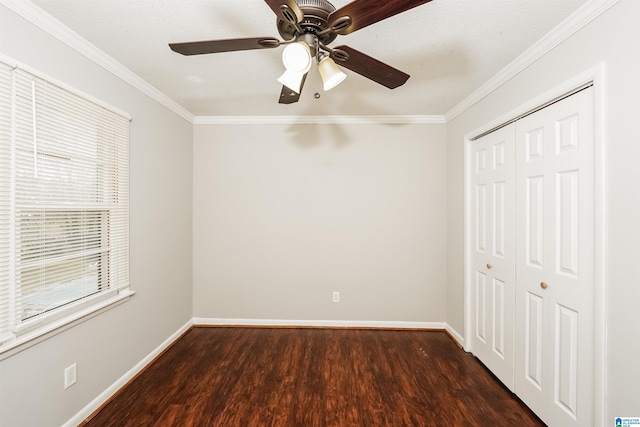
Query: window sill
[{"left": 0, "top": 290, "right": 135, "bottom": 361}]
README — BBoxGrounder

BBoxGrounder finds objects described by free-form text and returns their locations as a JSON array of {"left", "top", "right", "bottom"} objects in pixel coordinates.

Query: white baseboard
[
  {"left": 193, "top": 317, "right": 446, "bottom": 330},
  {"left": 63, "top": 319, "right": 193, "bottom": 427},
  {"left": 445, "top": 323, "right": 465, "bottom": 348}
]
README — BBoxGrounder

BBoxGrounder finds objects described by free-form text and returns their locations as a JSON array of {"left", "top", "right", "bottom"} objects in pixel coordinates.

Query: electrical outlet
[
  {"left": 332, "top": 291, "right": 340, "bottom": 303},
  {"left": 64, "top": 363, "right": 77, "bottom": 389}
]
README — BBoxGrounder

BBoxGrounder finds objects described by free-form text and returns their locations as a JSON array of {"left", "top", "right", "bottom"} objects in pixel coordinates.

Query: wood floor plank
[{"left": 82, "top": 327, "right": 544, "bottom": 427}]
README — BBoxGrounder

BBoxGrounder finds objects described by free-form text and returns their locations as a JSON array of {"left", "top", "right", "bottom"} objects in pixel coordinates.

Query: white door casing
[
  {"left": 469, "top": 124, "right": 516, "bottom": 390},
  {"left": 514, "top": 87, "right": 594, "bottom": 427}
]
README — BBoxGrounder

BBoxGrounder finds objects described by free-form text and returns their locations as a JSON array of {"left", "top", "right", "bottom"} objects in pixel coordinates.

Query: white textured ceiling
[{"left": 31, "top": 0, "right": 588, "bottom": 117}]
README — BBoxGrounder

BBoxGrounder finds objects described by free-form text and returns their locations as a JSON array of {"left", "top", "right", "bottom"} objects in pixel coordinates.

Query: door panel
[
  {"left": 475, "top": 271, "right": 487, "bottom": 342},
  {"left": 492, "top": 277, "right": 506, "bottom": 356},
  {"left": 526, "top": 175, "right": 544, "bottom": 267},
  {"left": 525, "top": 291, "right": 543, "bottom": 389},
  {"left": 557, "top": 170, "right": 580, "bottom": 277},
  {"left": 555, "top": 304, "right": 579, "bottom": 419},
  {"left": 476, "top": 184, "right": 487, "bottom": 253},
  {"left": 494, "top": 181, "right": 506, "bottom": 257}
]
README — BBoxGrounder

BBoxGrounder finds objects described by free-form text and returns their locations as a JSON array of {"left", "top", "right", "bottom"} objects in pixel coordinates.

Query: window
[{"left": 0, "top": 57, "right": 130, "bottom": 352}]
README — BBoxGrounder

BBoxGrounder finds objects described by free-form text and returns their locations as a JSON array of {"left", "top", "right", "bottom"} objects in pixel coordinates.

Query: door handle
[
  {"left": 486, "top": 263, "right": 492, "bottom": 269},
  {"left": 540, "top": 281, "right": 549, "bottom": 289}
]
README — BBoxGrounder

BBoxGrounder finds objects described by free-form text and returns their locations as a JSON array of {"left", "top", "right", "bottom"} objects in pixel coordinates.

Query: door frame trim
[{"left": 462, "top": 63, "right": 606, "bottom": 426}]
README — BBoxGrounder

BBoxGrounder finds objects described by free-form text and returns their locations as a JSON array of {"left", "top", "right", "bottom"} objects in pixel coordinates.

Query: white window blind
[{"left": 0, "top": 58, "right": 129, "bottom": 347}]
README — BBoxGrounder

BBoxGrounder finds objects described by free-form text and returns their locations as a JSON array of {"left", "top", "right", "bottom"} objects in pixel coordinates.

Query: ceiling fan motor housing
[{"left": 277, "top": 0, "right": 338, "bottom": 46}]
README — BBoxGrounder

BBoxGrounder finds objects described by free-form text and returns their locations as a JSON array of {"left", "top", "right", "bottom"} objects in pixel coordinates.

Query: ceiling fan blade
[
  {"left": 331, "top": 45, "right": 409, "bottom": 89},
  {"left": 278, "top": 73, "right": 307, "bottom": 104},
  {"left": 264, "top": 0, "right": 304, "bottom": 24},
  {"left": 279, "top": 86, "right": 301, "bottom": 104},
  {"left": 328, "top": 0, "right": 433, "bottom": 35},
  {"left": 169, "top": 37, "right": 280, "bottom": 56}
]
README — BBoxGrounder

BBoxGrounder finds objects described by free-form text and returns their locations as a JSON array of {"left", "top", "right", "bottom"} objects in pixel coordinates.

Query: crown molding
[
  {"left": 3, "top": 0, "right": 617, "bottom": 126},
  {"left": 194, "top": 115, "right": 446, "bottom": 125},
  {"left": 0, "top": 0, "right": 195, "bottom": 123},
  {"left": 444, "top": 0, "right": 620, "bottom": 122}
]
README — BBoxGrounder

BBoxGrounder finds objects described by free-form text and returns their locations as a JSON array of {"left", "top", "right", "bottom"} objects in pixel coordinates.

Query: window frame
[{"left": 0, "top": 55, "right": 133, "bottom": 358}]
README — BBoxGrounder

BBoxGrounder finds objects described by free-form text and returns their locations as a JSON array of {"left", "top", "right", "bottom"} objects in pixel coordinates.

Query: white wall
[
  {"left": 0, "top": 5, "right": 193, "bottom": 426},
  {"left": 193, "top": 122, "right": 447, "bottom": 324},
  {"left": 446, "top": 0, "right": 640, "bottom": 421}
]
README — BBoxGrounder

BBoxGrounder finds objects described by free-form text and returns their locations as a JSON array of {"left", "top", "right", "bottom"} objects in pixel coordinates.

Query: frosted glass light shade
[
  {"left": 277, "top": 70, "right": 306, "bottom": 93},
  {"left": 281, "top": 42, "right": 312, "bottom": 73},
  {"left": 318, "top": 56, "right": 346, "bottom": 91},
  {"left": 278, "top": 42, "right": 312, "bottom": 93}
]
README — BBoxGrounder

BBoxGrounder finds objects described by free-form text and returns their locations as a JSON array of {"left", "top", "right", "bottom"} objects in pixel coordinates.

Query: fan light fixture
[
  {"left": 318, "top": 56, "right": 346, "bottom": 91},
  {"left": 277, "top": 42, "right": 312, "bottom": 93},
  {"left": 277, "top": 40, "right": 346, "bottom": 95}
]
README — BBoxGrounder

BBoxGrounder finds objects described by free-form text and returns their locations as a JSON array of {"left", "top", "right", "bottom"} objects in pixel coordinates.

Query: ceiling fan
[{"left": 169, "top": 0, "right": 433, "bottom": 104}]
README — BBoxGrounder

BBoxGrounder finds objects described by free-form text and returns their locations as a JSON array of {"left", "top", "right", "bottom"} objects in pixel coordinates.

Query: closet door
[
  {"left": 514, "top": 87, "right": 594, "bottom": 427},
  {"left": 470, "top": 124, "right": 516, "bottom": 390}
]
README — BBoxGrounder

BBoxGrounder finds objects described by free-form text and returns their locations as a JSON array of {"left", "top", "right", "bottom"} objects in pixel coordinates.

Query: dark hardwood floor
[{"left": 82, "top": 327, "right": 544, "bottom": 427}]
